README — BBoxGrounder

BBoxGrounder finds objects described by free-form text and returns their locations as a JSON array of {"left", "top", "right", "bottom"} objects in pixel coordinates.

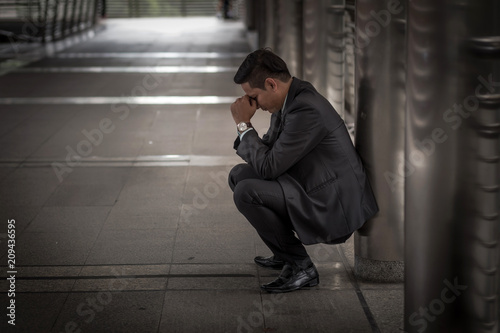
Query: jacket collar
[{"left": 283, "top": 77, "right": 301, "bottom": 115}]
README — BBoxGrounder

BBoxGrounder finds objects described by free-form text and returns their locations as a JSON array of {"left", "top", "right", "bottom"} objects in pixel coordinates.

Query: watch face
[{"left": 238, "top": 122, "right": 247, "bottom": 131}]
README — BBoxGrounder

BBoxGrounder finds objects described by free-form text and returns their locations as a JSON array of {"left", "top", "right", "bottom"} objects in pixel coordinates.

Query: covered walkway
[{"left": 0, "top": 18, "right": 402, "bottom": 332}]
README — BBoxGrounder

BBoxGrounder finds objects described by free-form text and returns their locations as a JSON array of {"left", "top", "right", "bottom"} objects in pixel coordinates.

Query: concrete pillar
[{"left": 353, "top": 0, "right": 406, "bottom": 282}]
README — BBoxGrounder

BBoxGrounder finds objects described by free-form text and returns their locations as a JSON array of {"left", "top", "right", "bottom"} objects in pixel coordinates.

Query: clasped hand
[{"left": 231, "top": 95, "right": 257, "bottom": 124}]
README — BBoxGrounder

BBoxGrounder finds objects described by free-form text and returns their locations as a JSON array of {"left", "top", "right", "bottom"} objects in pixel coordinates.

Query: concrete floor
[{"left": 0, "top": 17, "right": 403, "bottom": 333}]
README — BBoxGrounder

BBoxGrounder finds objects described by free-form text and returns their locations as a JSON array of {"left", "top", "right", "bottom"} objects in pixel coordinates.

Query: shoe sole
[
  {"left": 306, "top": 278, "right": 319, "bottom": 287},
  {"left": 260, "top": 277, "right": 319, "bottom": 293},
  {"left": 254, "top": 261, "right": 285, "bottom": 270}
]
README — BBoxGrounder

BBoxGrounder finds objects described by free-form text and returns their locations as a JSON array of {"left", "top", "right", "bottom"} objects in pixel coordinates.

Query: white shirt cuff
[{"left": 238, "top": 127, "right": 254, "bottom": 140}]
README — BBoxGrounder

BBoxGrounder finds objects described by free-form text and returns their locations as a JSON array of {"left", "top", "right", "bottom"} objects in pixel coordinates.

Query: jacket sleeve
[
  {"left": 236, "top": 101, "right": 328, "bottom": 180},
  {"left": 260, "top": 112, "right": 279, "bottom": 146},
  {"left": 233, "top": 136, "right": 240, "bottom": 150}
]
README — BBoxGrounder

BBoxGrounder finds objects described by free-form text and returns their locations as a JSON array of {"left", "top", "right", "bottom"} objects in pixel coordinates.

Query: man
[{"left": 228, "top": 49, "right": 378, "bottom": 293}]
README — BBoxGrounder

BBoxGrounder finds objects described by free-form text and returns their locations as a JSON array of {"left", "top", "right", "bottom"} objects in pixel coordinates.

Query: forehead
[{"left": 241, "top": 82, "right": 263, "bottom": 96}]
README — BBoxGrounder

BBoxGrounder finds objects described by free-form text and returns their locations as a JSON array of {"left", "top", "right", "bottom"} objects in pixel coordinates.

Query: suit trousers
[{"left": 228, "top": 163, "right": 313, "bottom": 269}]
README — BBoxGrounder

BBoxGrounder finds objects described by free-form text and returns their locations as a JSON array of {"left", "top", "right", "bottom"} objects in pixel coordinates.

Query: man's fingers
[{"left": 242, "top": 95, "right": 257, "bottom": 109}]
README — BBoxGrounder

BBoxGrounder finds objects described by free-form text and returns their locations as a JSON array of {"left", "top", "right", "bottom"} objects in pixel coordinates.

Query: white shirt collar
[{"left": 281, "top": 93, "right": 288, "bottom": 114}]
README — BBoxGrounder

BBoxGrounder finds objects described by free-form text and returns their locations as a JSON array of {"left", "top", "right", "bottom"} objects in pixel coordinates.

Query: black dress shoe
[
  {"left": 261, "top": 264, "right": 294, "bottom": 288},
  {"left": 261, "top": 264, "right": 319, "bottom": 293},
  {"left": 254, "top": 255, "right": 285, "bottom": 270}
]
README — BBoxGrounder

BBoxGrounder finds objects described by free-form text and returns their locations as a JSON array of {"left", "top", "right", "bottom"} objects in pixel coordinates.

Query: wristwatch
[{"left": 237, "top": 122, "right": 252, "bottom": 133}]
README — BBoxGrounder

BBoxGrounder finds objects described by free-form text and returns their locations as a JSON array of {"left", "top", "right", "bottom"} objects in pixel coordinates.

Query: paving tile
[
  {"left": 178, "top": 202, "right": 252, "bottom": 229},
  {"left": 0, "top": 168, "right": 62, "bottom": 207},
  {"left": 72, "top": 277, "right": 167, "bottom": 292},
  {"left": 181, "top": 166, "right": 239, "bottom": 227},
  {"left": 30, "top": 105, "right": 153, "bottom": 159},
  {"left": 113, "top": 168, "right": 187, "bottom": 215},
  {"left": 170, "top": 263, "right": 255, "bottom": 275},
  {"left": 174, "top": 226, "right": 255, "bottom": 250},
  {"left": 0, "top": 108, "right": 77, "bottom": 159},
  {"left": 314, "top": 262, "right": 355, "bottom": 291},
  {"left": 103, "top": 206, "right": 180, "bottom": 230},
  {"left": 0, "top": 106, "right": 35, "bottom": 137},
  {"left": 0, "top": 293, "right": 69, "bottom": 333},
  {"left": 10, "top": 231, "right": 98, "bottom": 265},
  {"left": 0, "top": 209, "right": 37, "bottom": 257},
  {"left": 120, "top": 167, "right": 188, "bottom": 188},
  {"left": 25, "top": 206, "right": 110, "bottom": 233},
  {"left": 167, "top": 276, "right": 256, "bottom": 290},
  {"left": 172, "top": 246, "right": 254, "bottom": 265},
  {"left": 0, "top": 167, "right": 16, "bottom": 183},
  {"left": 85, "top": 134, "right": 146, "bottom": 157},
  {"left": 80, "top": 264, "right": 170, "bottom": 277},
  {"left": 44, "top": 168, "right": 131, "bottom": 206},
  {"left": 158, "top": 290, "right": 262, "bottom": 333},
  {"left": 115, "top": 182, "right": 185, "bottom": 208},
  {"left": 0, "top": 205, "right": 41, "bottom": 234},
  {"left": 138, "top": 107, "right": 198, "bottom": 155},
  {"left": 139, "top": 135, "right": 193, "bottom": 156},
  {"left": 363, "top": 289, "right": 404, "bottom": 333},
  {"left": 1, "top": 72, "right": 239, "bottom": 97},
  {"left": 85, "top": 229, "right": 176, "bottom": 265},
  {"left": 52, "top": 291, "right": 164, "bottom": 333},
  {"left": 262, "top": 290, "right": 372, "bottom": 332},
  {"left": 168, "top": 263, "right": 258, "bottom": 290},
  {"left": 0, "top": 279, "right": 76, "bottom": 293},
  {"left": 2, "top": 265, "right": 82, "bottom": 278}
]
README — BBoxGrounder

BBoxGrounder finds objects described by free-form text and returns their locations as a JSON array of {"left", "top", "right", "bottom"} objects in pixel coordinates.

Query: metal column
[
  {"left": 404, "top": 0, "right": 500, "bottom": 331},
  {"left": 354, "top": 0, "right": 406, "bottom": 282},
  {"left": 276, "top": 0, "right": 303, "bottom": 78},
  {"left": 255, "top": 0, "right": 277, "bottom": 50},
  {"left": 302, "top": 0, "right": 328, "bottom": 98},
  {"left": 462, "top": 3, "right": 500, "bottom": 331},
  {"left": 325, "top": 0, "right": 346, "bottom": 119}
]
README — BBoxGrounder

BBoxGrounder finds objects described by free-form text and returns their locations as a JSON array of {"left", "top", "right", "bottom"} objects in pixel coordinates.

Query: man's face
[{"left": 241, "top": 80, "right": 282, "bottom": 114}]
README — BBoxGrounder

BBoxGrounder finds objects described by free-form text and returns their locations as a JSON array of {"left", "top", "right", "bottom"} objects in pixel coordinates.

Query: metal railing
[
  {"left": 465, "top": 35, "right": 500, "bottom": 333},
  {"left": 105, "top": 0, "right": 235, "bottom": 18},
  {"left": 0, "top": 0, "right": 99, "bottom": 43}
]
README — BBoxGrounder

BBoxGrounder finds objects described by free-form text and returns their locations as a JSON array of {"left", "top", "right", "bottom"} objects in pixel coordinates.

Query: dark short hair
[{"left": 233, "top": 48, "right": 291, "bottom": 89}]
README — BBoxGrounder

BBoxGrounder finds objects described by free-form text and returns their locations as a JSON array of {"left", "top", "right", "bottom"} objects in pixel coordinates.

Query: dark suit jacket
[{"left": 234, "top": 78, "right": 378, "bottom": 245}]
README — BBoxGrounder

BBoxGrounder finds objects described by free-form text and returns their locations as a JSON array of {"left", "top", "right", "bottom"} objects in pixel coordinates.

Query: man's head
[
  {"left": 234, "top": 48, "right": 291, "bottom": 89},
  {"left": 234, "top": 49, "right": 292, "bottom": 113}
]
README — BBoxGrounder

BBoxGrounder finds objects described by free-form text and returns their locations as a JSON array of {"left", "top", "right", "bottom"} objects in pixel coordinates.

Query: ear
[{"left": 265, "top": 78, "right": 278, "bottom": 92}]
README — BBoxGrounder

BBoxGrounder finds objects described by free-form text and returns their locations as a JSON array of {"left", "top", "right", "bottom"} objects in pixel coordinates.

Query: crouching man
[{"left": 228, "top": 49, "right": 378, "bottom": 293}]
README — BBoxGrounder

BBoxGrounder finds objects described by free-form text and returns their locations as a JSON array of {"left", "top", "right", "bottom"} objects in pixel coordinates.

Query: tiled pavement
[{"left": 0, "top": 17, "right": 403, "bottom": 333}]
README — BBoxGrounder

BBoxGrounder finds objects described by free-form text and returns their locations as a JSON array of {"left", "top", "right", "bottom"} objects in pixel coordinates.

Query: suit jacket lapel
[{"left": 263, "top": 77, "right": 300, "bottom": 146}]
